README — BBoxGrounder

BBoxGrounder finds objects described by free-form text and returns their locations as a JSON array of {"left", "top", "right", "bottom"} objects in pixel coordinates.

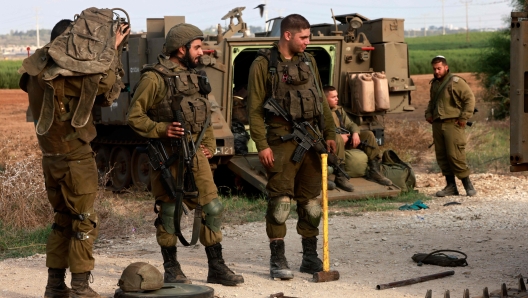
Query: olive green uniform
[
  {"left": 425, "top": 72, "right": 475, "bottom": 178},
  {"left": 331, "top": 105, "right": 380, "bottom": 161},
  {"left": 20, "top": 45, "right": 117, "bottom": 273},
  {"left": 127, "top": 56, "right": 220, "bottom": 247},
  {"left": 248, "top": 44, "right": 336, "bottom": 239}
]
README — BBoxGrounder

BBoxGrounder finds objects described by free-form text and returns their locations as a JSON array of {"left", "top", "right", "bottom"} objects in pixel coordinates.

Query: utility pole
[
  {"left": 264, "top": 0, "right": 269, "bottom": 32},
  {"left": 461, "top": 0, "right": 472, "bottom": 43},
  {"left": 422, "top": 14, "right": 428, "bottom": 37},
  {"left": 35, "top": 7, "right": 40, "bottom": 48},
  {"left": 441, "top": 0, "right": 445, "bottom": 35}
]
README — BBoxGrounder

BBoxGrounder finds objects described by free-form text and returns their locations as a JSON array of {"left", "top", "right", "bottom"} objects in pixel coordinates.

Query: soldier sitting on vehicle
[{"left": 324, "top": 86, "right": 392, "bottom": 190}]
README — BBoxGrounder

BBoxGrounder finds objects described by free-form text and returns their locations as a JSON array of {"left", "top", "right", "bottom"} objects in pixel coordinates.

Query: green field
[
  {"left": 0, "top": 60, "right": 22, "bottom": 89},
  {"left": 406, "top": 31, "right": 498, "bottom": 75}
]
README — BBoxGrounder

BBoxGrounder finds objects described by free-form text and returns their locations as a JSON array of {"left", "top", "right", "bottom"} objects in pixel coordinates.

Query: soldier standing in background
[
  {"left": 127, "top": 23, "right": 244, "bottom": 286},
  {"left": 324, "top": 85, "right": 392, "bottom": 189},
  {"left": 20, "top": 19, "right": 130, "bottom": 298},
  {"left": 247, "top": 14, "right": 337, "bottom": 280},
  {"left": 425, "top": 55, "right": 477, "bottom": 197}
]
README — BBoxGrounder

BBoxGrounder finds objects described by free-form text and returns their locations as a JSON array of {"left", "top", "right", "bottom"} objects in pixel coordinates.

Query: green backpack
[{"left": 380, "top": 150, "right": 416, "bottom": 192}]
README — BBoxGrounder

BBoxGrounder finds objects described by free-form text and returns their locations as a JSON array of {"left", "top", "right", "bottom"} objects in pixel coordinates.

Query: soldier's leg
[
  {"left": 359, "top": 131, "right": 391, "bottom": 185},
  {"left": 433, "top": 122, "right": 459, "bottom": 196},
  {"left": 265, "top": 136, "right": 299, "bottom": 280},
  {"left": 150, "top": 160, "right": 189, "bottom": 284},
  {"left": 42, "top": 156, "right": 71, "bottom": 298},
  {"left": 59, "top": 149, "right": 100, "bottom": 298},
  {"left": 334, "top": 134, "right": 354, "bottom": 191},
  {"left": 294, "top": 149, "right": 323, "bottom": 274},
  {"left": 444, "top": 122, "right": 476, "bottom": 196},
  {"left": 192, "top": 151, "right": 243, "bottom": 286}
]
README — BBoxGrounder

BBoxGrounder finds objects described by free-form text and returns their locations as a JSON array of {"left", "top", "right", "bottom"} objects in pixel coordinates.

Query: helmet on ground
[
  {"left": 118, "top": 262, "right": 164, "bottom": 292},
  {"left": 163, "top": 23, "right": 204, "bottom": 56}
]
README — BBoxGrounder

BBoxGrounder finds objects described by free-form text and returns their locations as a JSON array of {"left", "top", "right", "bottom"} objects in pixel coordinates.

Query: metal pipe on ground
[
  {"left": 313, "top": 154, "right": 340, "bottom": 283},
  {"left": 376, "top": 270, "right": 455, "bottom": 290}
]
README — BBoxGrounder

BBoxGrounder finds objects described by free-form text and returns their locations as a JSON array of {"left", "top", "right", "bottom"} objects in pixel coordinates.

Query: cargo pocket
[
  {"left": 298, "top": 89, "right": 317, "bottom": 119},
  {"left": 174, "top": 75, "right": 191, "bottom": 94},
  {"left": 455, "top": 143, "right": 466, "bottom": 161},
  {"left": 67, "top": 158, "right": 98, "bottom": 195},
  {"left": 296, "top": 62, "right": 311, "bottom": 84},
  {"left": 268, "top": 148, "right": 284, "bottom": 173}
]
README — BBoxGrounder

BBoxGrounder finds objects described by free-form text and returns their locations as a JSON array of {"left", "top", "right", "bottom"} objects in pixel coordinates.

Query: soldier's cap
[
  {"left": 163, "top": 23, "right": 204, "bottom": 56},
  {"left": 431, "top": 55, "right": 447, "bottom": 64}
]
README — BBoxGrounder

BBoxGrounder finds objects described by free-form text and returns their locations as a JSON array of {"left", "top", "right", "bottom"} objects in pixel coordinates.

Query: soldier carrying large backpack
[{"left": 20, "top": 8, "right": 130, "bottom": 298}]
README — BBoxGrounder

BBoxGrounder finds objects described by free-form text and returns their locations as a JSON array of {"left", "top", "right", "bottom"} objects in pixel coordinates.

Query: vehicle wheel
[
  {"left": 109, "top": 146, "right": 132, "bottom": 191},
  {"left": 131, "top": 148, "right": 151, "bottom": 191},
  {"left": 94, "top": 145, "right": 111, "bottom": 186}
]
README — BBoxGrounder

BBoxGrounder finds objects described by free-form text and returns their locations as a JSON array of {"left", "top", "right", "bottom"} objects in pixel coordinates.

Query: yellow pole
[{"left": 321, "top": 154, "right": 329, "bottom": 272}]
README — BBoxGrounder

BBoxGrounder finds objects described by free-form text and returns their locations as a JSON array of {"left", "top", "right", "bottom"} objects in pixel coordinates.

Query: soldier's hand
[
  {"left": 259, "top": 148, "right": 274, "bottom": 168},
  {"left": 326, "top": 140, "right": 336, "bottom": 154},
  {"left": 115, "top": 24, "right": 130, "bottom": 49},
  {"left": 340, "top": 134, "right": 349, "bottom": 144},
  {"left": 166, "top": 122, "right": 185, "bottom": 138},
  {"left": 351, "top": 133, "right": 361, "bottom": 148},
  {"left": 426, "top": 116, "right": 433, "bottom": 124},
  {"left": 200, "top": 145, "right": 213, "bottom": 159},
  {"left": 456, "top": 119, "right": 466, "bottom": 128}
]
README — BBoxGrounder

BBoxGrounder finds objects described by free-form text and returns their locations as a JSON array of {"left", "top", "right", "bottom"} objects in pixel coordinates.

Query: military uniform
[
  {"left": 128, "top": 44, "right": 243, "bottom": 286},
  {"left": 248, "top": 43, "right": 336, "bottom": 279},
  {"left": 425, "top": 71, "right": 476, "bottom": 196},
  {"left": 426, "top": 72, "right": 474, "bottom": 178}
]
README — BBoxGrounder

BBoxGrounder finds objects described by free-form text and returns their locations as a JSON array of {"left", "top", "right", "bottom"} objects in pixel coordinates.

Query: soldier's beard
[{"left": 178, "top": 50, "right": 199, "bottom": 69}]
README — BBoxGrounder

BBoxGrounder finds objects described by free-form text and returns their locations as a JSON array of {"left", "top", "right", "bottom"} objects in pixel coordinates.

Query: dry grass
[{"left": 383, "top": 119, "right": 432, "bottom": 165}]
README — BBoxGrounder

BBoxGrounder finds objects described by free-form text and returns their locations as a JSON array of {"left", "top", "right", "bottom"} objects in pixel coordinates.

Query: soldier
[
  {"left": 20, "top": 19, "right": 130, "bottom": 298},
  {"left": 425, "top": 55, "right": 476, "bottom": 197},
  {"left": 247, "top": 14, "right": 337, "bottom": 280},
  {"left": 324, "top": 86, "right": 392, "bottom": 189},
  {"left": 127, "top": 23, "right": 244, "bottom": 286}
]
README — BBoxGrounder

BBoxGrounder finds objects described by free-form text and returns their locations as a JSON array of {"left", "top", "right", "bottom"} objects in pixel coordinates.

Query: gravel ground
[{"left": 2, "top": 172, "right": 528, "bottom": 298}]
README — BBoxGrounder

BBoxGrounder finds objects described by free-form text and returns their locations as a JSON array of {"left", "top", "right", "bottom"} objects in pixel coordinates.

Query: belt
[{"left": 434, "top": 118, "right": 457, "bottom": 123}]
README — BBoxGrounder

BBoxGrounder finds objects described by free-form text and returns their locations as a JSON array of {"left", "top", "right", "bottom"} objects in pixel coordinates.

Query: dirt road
[{"left": 2, "top": 75, "right": 527, "bottom": 298}]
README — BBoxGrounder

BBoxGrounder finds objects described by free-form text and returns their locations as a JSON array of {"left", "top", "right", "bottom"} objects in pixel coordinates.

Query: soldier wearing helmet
[{"left": 127, "top": 23, "right": 244, "bottom": 286}]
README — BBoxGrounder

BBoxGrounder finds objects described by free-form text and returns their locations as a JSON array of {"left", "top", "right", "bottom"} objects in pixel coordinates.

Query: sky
[{"left": 0, "top": 0, "right": 515, "bottom": 35}]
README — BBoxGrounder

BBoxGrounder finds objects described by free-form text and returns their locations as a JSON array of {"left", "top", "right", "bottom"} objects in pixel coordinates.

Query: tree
[{"left": 475, "top": 0, "right": 523, "bottom": 119}]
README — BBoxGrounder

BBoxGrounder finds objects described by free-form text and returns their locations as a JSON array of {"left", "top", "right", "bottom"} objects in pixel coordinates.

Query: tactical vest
[
  {"left": 429, "top": 73, "right": 466, "bottom": 119},
  {"left": 258, "top": 48, "right": 322, "bottom": 122},
  {"left": 142, "top": 63, "right": 211, "bottom": 134}
]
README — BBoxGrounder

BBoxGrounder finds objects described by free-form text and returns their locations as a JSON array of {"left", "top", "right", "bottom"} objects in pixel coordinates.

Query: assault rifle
[
  {"left": 264, "top": 97, "right": 350, "bottom": 179},
  {"left": 335, "top": 127, "right": 375, "bottom": 151}
]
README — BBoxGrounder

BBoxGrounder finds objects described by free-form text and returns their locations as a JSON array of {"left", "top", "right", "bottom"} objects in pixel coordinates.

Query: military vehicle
[
  {"left": 92, "top": 7, "right": 415, "bottom": 200},
  {"left": 510, "top": 7, "right": 528, "bottom": 174}
]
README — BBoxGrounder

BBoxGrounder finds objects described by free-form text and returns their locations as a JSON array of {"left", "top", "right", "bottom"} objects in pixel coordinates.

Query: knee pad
[
  {"left": 298, "top": 199, "right": 322, "bottom": 228},
  {"left": 266, "top": 196, "right": 291, "bottom": 225},
  {"left": 202, "top": 198, "right": 224, "bottom": 233},
  {"left": 158, "top": 202, "right": 176, "bottom": 235}
]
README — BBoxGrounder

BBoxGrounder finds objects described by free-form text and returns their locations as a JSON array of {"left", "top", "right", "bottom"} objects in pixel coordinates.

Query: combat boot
[
  {"left": 269, "top": 239, "right": 294, "bottom": 280},
  {"left": 436, "top": 175, "right": 459, "bottom": 197},
  {"left": 161, "top": 246, "right": 191, "bottom": 284},
  {"left": 327, "top": 179, "right": 336, "bottom": 190},
  {"left": 334, "top": 167, "right": 354, "bottom": 192},
  {"left": 461, "top": 176, "right": 477, "bottom": 196},
  {"left": 205, "top": 243, "right": 244, "bottom": 286},
  {"left": 70, "top": 271, "right": 100, "bottom": 298},
  {"left": 299, "top": 237, "right": 323, "bottom": 274},
  {"left": 367, "top": 158, "right": 392, "bottom": 186},
  {"left": 44, "top": 268, "right": 70, "bottom": 298}
]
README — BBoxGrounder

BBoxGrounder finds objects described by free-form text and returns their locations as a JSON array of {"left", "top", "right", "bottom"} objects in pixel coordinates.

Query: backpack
[
  {"left": 380, "top": 149, "right": 416, "bottom": 192},
  {"left": 48, "top": 7, "right": 130, "bottom": 75}
]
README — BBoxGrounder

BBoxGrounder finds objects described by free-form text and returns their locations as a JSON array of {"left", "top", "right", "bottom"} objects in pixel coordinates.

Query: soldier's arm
[
  {"left": 201, "top": 124, "right": 216, "bottom": 156},
  {"left": 425, "top": 81, "right": 435, "bottom": 120},
  {"left": 248, "top": 57, "right": 269, "bottom": 152},
  {"left": 127, "top": 72, "right": 169, "bottom": 138},
  {"left": 454, "top": 80, "right": 475, "bottom": 121},
  {"left": 342, "top": 107, "right": 360, "bottom": 134},
  {"left": 311, "top": 56, "right": 336, "bottom": 141}
]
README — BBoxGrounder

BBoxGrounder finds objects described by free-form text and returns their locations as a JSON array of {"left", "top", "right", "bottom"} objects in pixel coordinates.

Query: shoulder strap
[
  {"left": 335, "top": 109, "right": 345, "bottom": 128},
  {"left": 303, "top": 52, "right": 323, "bottom": 98},
  {"left": 433, "top": 74, "right": 459, "bottom": 103}
]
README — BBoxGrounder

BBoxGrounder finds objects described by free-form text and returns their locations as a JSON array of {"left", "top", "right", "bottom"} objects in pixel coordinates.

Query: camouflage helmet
[
  {"left": 118, "top": 262, "right": 164, "bottom": 292},
  {"left": 163, "top": 23, "right": 204, "bottom": 56}
]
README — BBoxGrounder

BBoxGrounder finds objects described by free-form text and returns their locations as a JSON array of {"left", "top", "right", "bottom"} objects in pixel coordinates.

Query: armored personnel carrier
[{"left": 92, "top": 7, "right": 415, "bottom": 199}]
